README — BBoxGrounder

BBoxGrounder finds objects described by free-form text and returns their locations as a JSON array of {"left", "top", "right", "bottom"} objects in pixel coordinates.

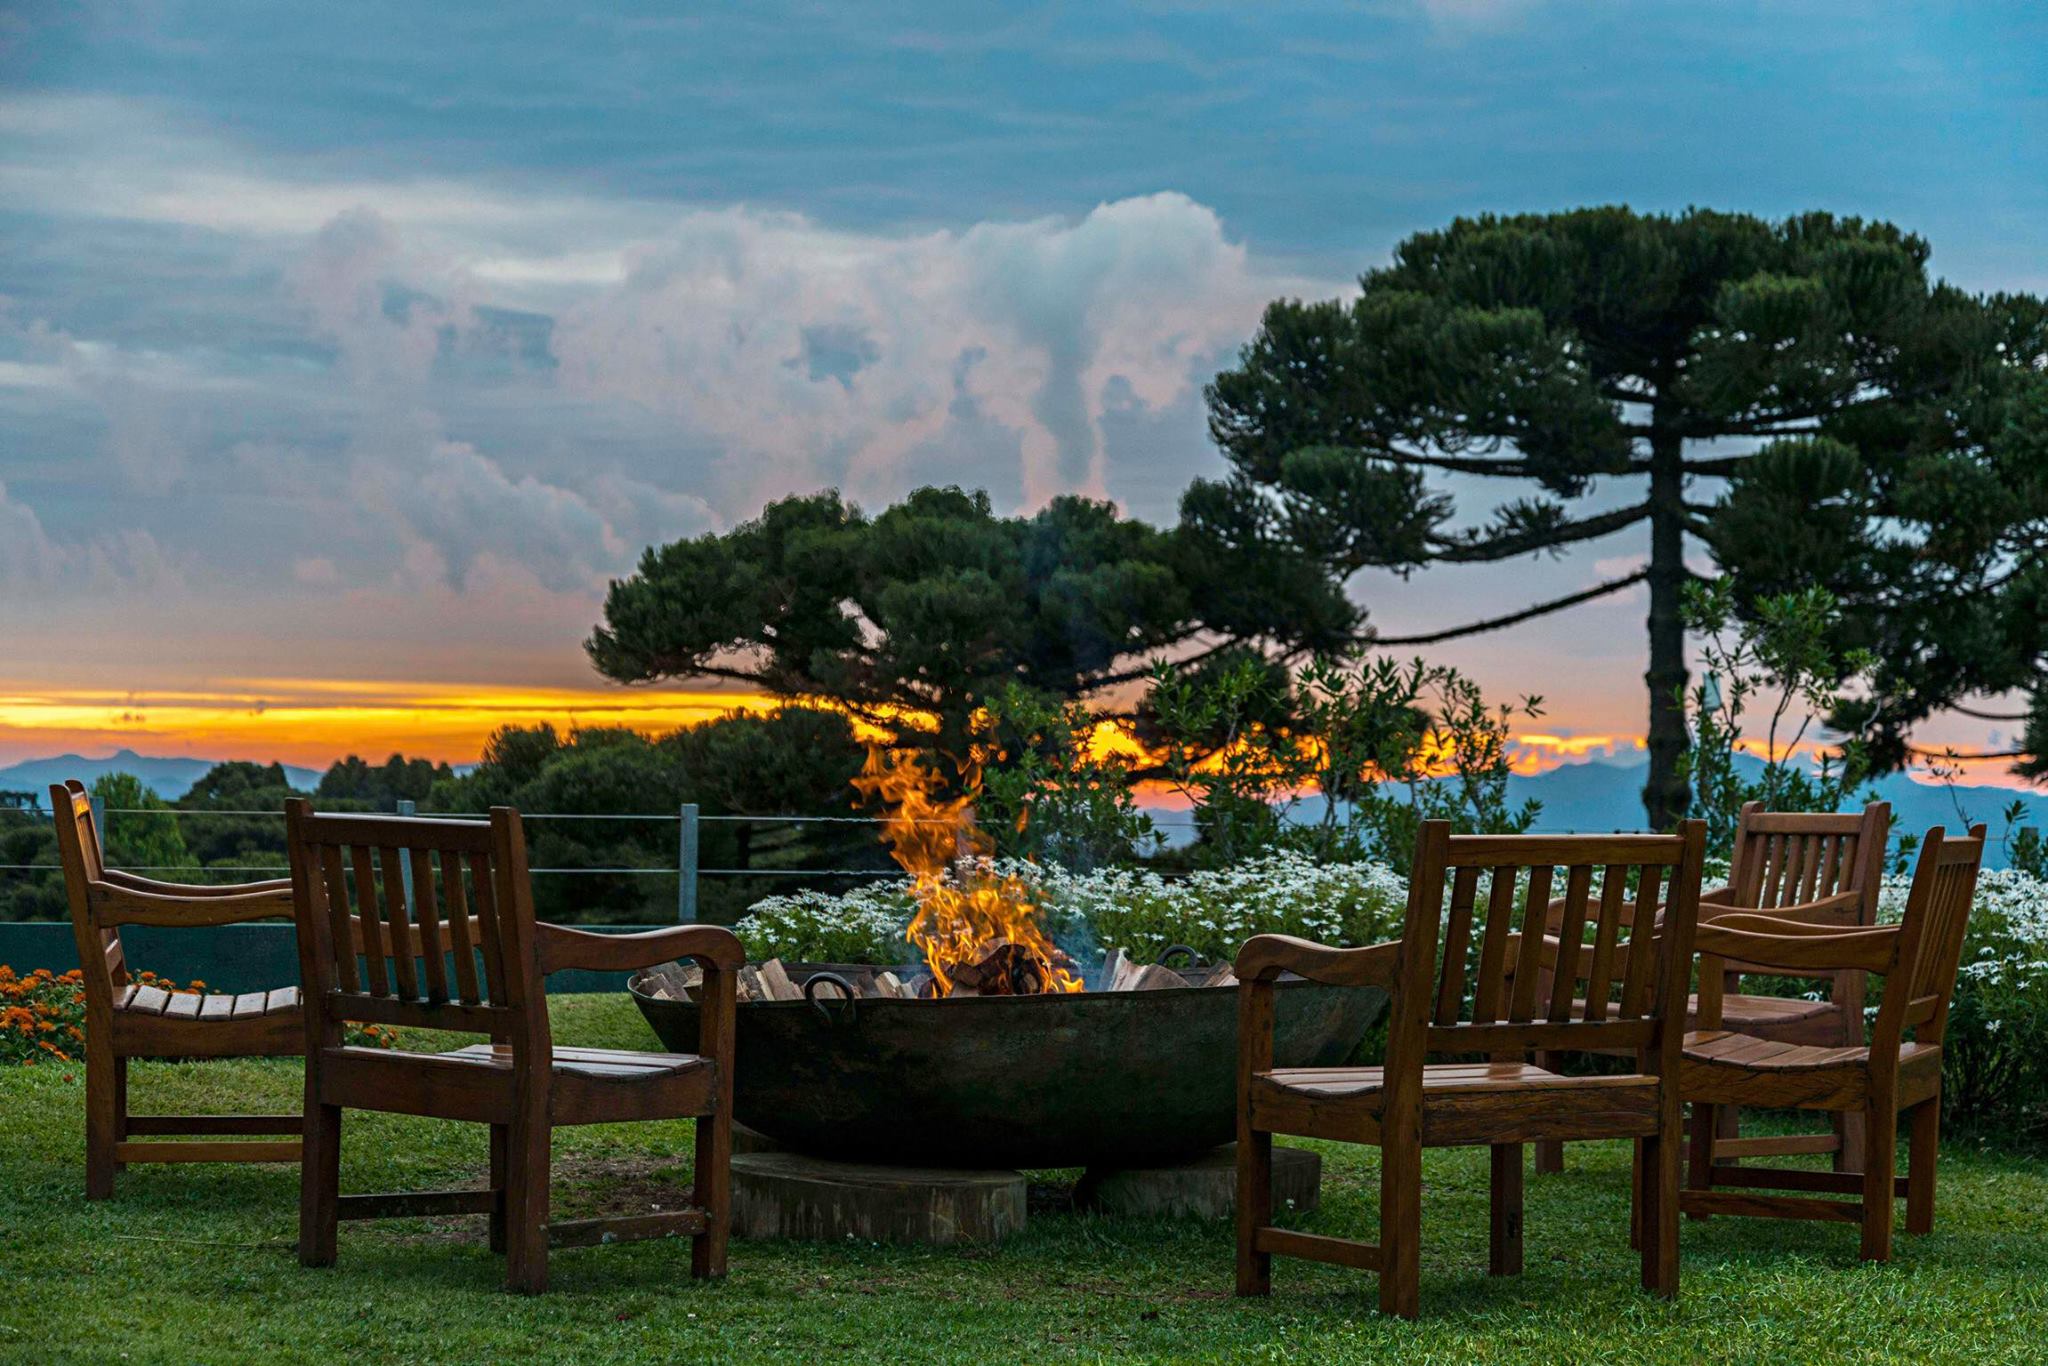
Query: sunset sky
[{"left": 2, "top": 3, "right": 2042, "bottom": 777}]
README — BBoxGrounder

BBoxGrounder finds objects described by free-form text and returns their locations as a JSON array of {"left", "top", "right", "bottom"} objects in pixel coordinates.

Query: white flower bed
[{"left": 737, "top": 852, "right": 1410, "bottom": 967}]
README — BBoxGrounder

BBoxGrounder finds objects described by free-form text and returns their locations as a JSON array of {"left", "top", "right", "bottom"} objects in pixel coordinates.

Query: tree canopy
[
  {"left": 587, "top": 485, "right": 1353, "bottom": 756},
  {"left": 1203, "top": 206, "right": 2048, "bottom": 825}
]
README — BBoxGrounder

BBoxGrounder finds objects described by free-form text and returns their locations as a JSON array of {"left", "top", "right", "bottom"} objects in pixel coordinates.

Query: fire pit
[
  {"left": 631, "top": 956, "right": 1383, "bottom": 1169},
  {"left": 633, "top": 746, "right": 1385, "bottom": 1169}
]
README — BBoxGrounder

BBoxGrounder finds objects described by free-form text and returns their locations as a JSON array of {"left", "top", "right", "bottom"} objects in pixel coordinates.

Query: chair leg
[
  {"left": 1628, "top": 1137, "right": 1645, "bottom": 1249},
  {"left": 488, "top": 1124, "right": 509, "bottom": 1254},
  {"left": 1379, "top": 1137, "right": 1421, "bottom": 1320},
  {"left": 1836, "top": 1109, "right": 1868, "bottom": 1174},
  {"left": 1906, "top": 1099, "right": 1939, "bottom": 1236},
  {"left": 1639, "top": 1125, "right": 1681, "bottom": 1299},
  {"left": 85, "top": 1046, "right": 119, "bottom": 1200},
  {"left": 299, "top": 1102, "right": 341, "bottom": 1268},
  {"left": 1235, "top": 1129, "right": 1272, "bottom": 1297},
  {"left": 1533, "top": 1052, "right": 1563, "bottom": 1173},
  {"left": 504, "top": 1118, "right": 551, "bottom": 1294},
  {"left": 1489, "top": 1143, "right": 1523, "bottom": 1276},
  {"left": 1859, "top": 1101, "right": 1896, "bottom": 1262},
  {"left": 1714, "top": 1102, "right": 1741, "bottom": 1163},
  {"left": 1685, "top": 1103, "right": 1717, "bottom": 1216},
  {"left": 691, "top": 1109, "right": 732, "bottom": 1280}
]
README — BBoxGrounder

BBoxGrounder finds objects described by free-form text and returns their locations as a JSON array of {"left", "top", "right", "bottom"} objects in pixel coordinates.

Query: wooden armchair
[
  {"left": 52, "top": 780, "right": 303, "bottom": 1198},
  {"left": 1235, "top": 820, "right": 1707, "bottom": 1317},
  {"left": 284, "top": 800, "right": 743, "bottom": 1293},
  {"left": 1535, "top": 800, "right": 1890, "bottom": 1175},
  {"left": 1680, "top": 823, "right": 1986, "bottom": 1261}
]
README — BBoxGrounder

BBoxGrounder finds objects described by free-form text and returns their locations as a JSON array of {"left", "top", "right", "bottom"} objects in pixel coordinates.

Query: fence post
[
  {"left": 678, "top": 803, "right": 700, "bottom": 922},
  {"left": 396, "top": 799, "right": 416, "bottom": 910}
]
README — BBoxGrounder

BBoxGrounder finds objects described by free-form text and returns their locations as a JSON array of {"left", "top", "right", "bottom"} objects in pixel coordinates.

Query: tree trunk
[{"left": 1643, "top": 423, "right": 1691, "bottom": 830}]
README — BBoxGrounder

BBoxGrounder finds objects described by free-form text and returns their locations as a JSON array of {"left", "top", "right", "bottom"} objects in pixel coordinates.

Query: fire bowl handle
[
  {"left": 803, "top": 971, "right": 861, "bottom": 1024},
  {"left": 1156, "top": 944, "right": 1205, "bottom": 970}
]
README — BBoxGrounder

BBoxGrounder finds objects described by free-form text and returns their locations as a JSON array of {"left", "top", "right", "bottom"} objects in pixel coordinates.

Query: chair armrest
[
  {"left": 90, "top": 882, "right": 295, "bottom": 928},
  {"left": 1705, "top": 888, "right": 1862, "bottom": 928},
  {"left": 101, "top": 868, "right": 293, "bottom": 898},
  {"left": 1234, "top": 934, "right": 1400, "bottom": 989},
  {"left": 535, "top": 922, "right": 746, "bottom": 976},
  {"left": 1695, "top": 919, "right": 1899, "bottom": 975},
  {"left": 1700, "top": 885, "right": 1735, "bottom": 907}
]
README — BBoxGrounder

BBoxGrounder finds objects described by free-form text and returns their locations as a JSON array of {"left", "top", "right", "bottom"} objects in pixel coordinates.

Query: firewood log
[
  {"left": 756, "top": 958, "right": 798, "bottom": 1002},
  {"left": 1098, "top": 947, "right": 1129, "bottom": 993}
]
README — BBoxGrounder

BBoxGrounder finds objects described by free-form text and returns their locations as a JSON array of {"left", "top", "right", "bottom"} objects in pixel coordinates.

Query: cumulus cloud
[
  {"left": 0, "top": 93, "right": 1336, "bottom": 676},
  {"left": 552, "top": 192, "right": 1305, "bottom": 509}
]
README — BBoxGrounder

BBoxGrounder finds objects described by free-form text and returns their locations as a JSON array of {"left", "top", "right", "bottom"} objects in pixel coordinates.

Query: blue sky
[{"left": 1, "top": 1, "right": 2043, "bottom": 758}]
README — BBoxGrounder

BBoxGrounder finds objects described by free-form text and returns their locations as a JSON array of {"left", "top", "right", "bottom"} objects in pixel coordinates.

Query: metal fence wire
[{"left": 0, "top": 798, "right": 1203, "bottom": 921}]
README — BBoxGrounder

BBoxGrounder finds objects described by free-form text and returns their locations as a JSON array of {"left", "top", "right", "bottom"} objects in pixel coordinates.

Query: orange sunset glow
[{"left": 0, "top": 679, "right": 2027, "bottom": 793}]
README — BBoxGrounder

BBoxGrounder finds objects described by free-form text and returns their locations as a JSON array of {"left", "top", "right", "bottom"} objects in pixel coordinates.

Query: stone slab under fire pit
[
  {"left": 1078, "top": 1144, "right": 1321, "bottom": 1220},
  {"left": 732, "top": 1152, "right": 1027, "bottom": 1245}
]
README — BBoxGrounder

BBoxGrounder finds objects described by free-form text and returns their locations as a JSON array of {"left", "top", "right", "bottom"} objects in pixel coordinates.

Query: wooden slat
[
  {"left": 292, "top": 809, "right": 492, "bottom": 852},
  {"left": 319, "top": 844, "right": 360, "bottom": 993},
  {"left": 1546, "top": 865, "right": 1594, "bottom": 1021},
  {"left": 1434, "top": 866, "right": 1481, "bottom": 1025},
  {"left": 1439, "top": 834, "right": 1686, "bottom": 867},
  {"left": 547, "top": 1209, "right": 709, "bottom": 1249},
  {"left": 469, "top": 851, "right": 510, "bottom": 1007},
  {"left": 1679, "top": 1190, "right": 1863, "bottom": 1223},
  {"left": 126, "top": 985, "right": 172, "bottom": 1015},
  {"left": 1506, "top": 864, "right": 1554, "bottom": 1022},
  {"left": 164, "top": 992, "right": 202, "bottom": 1020},
  {"left": 1430, "top": 1018, "right": 1655, "bottom": 1054},
  {"left": 1252, "top": 1226, "right": 1381, "bottom": 1270},
  {"left": 265, "top": 987, "right": 297, "bottom": 1015},
  {"left": 1618, "top": 865, "right": 1661, "bottom": 1018},
  {"left": 126, "top": 1114, "right": 300, "bottom": 1136},
  {"left": 441, "top": 850, "right": 481, "bottom": 1004},
  {"left": 1582, "top": 866, "right": 1627, "bottom": 1022},
  {"left": 1712, "top": 1133, "right": 1840, "bottom": 1159},
  {"left": 349, "top": 842, "right": 389, "bottom": 996},
  {"left": 1762, "top": 834, "right": 1787, "bottom": 906},
  {"left": 327, "top": 990, "right": 506, "bottom": 1034},
  {"left": 199, "top": 993, "right": 234, "bottom": 1021},
  {"left": 232, "top": 990, "right": 268, "bottom": 1019},
  {"left": 114, "top": 1140, "right": 302, "bottom": 1164},
  {"left": 1799, "top": 836, "right": 1824, "bottom": 902},
  {"left": 409, "top": 846, "right": 450, "bottom": 1003},
  {"left": 379, "top": 846, "right": 421, "bottom": 1000},
  {"left": 1705, "top": 1165, "right": 1864, "bottom": 1195},
  {"left": 1472, "top": 865, "right": 1518, "bottom": 1023},
  {"left": 339, "top": 1190, "right": 499, "bottom": 1220}
]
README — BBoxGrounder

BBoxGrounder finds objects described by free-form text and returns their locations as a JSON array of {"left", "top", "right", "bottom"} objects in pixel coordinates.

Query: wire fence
[{"left": 0, "top": 798, "right": 1205, "bottom": 920}]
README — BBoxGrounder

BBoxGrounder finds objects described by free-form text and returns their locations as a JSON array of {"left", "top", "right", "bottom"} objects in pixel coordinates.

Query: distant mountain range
[
  {"left": 0, "top": 750, "right": 324, "bottom": 802},
  {"left": 1506, "top": 750, "right": 2045, "bottom": 864}
]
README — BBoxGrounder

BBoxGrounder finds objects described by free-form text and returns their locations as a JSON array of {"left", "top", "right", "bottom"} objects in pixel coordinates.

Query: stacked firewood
[{"left": 640, "top": 946, "right": 1237, "bottom": 1004}]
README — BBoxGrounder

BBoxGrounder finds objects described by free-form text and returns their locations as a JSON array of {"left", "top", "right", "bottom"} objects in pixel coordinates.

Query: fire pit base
[
  {"left": 731, "top": 1152, "right": 1027, "bottom": 1245},
  {"left": 1078, "top": 1144, "right": 1320, "bottom": 1220}
]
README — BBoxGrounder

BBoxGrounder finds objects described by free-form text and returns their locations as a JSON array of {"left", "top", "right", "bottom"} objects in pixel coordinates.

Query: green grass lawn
[{"left": 2, "top": 996, "right": 2043, "bottom": 1364}]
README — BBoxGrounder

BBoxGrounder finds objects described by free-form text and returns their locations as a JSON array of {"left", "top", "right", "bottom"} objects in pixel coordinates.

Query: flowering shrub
[
  {"left": 1878, "top": 868, "right": 2048, "bottom": 1133},
  {"left": 0, "top": 965, "right": 88, "bottom": 1065},
  {"left": 738, "top": 853, "right": 1410, "bottom": 968},
  {"left": 0, "top": 965, "right": 398, "bottom": 1063}
]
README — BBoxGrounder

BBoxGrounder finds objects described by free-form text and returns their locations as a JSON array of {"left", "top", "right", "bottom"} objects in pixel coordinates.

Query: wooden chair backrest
[
  {"left": 284, "top": 800, "right": 545, "bottom": 1052},
  {"left": 1728, "top": 800, "right": 1890, "bottom": 916},
  {"left": 52, "top": 780, "right": 123, "bottom": 1007},
  {"left": 1876, "top": 823, "right": 1987, "bottom": 1047},
  {"left": 1392, "top": 821, "right": 1708, "bottom": 1067}
]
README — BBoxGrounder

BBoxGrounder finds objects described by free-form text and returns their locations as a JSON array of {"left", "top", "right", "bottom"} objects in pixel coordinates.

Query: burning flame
[{"left": 853, "top": 747, "right": 1083, "bottom": 997}]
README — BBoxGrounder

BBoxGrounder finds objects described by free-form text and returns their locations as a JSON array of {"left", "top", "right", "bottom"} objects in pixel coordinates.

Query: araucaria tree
[
  {"left": 1203, "top": 207, "right": 2046, "bottom": 827},
  {"left": 588, "top": 485, "right": 1353, "bottom": 759}
]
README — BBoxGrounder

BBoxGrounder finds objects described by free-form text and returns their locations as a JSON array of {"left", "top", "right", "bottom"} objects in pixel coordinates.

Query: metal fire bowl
[{"left": 629, "top": 963, "right": 1386, "bottom": 1170}]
